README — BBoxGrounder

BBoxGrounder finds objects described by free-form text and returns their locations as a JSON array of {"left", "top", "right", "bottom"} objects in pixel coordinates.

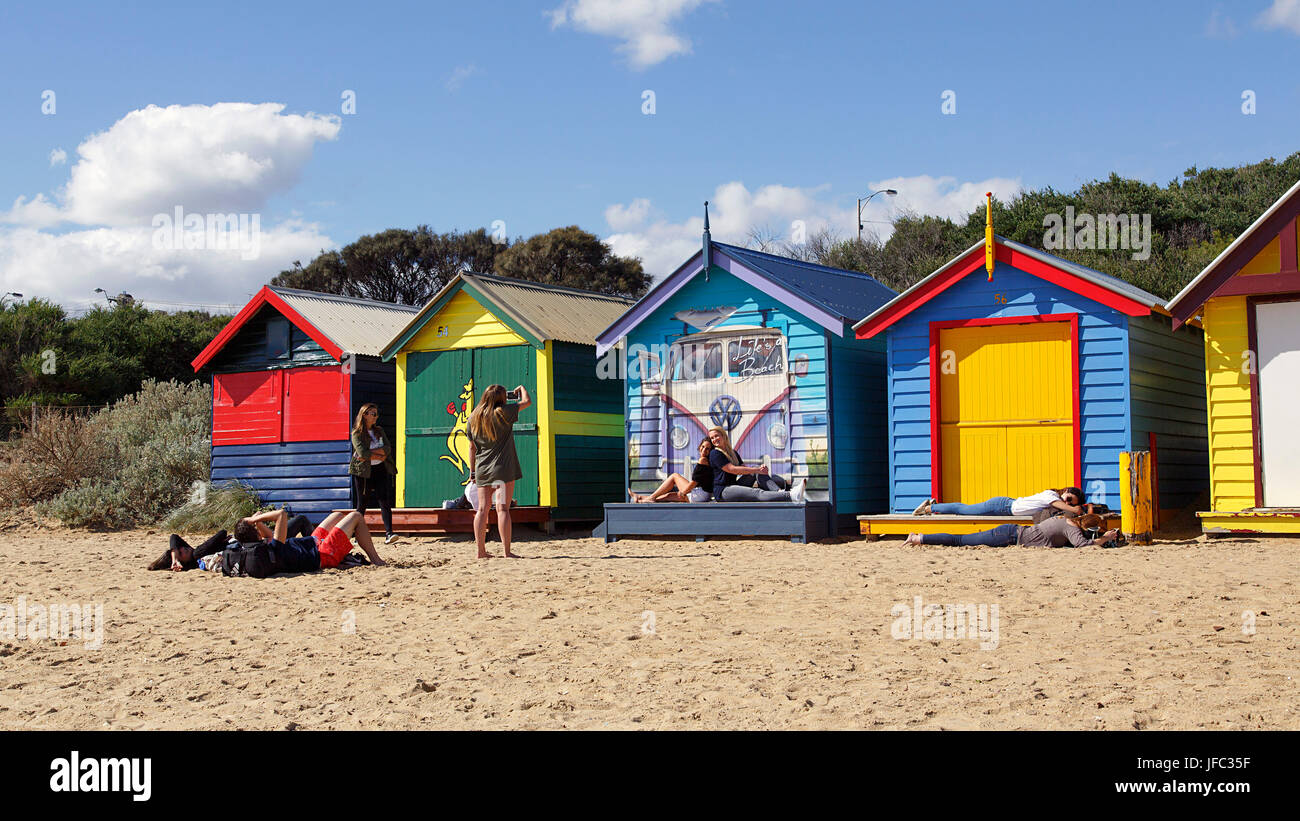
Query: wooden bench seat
[
  {"left": 857, "top": 513, "right": 1121, "bottom": 540},
  {"left": 595, "top": 501, "right": 833, "bottom": 544},
  {"left": 334, "top": 506, "right": 553, "bottom": 535}
]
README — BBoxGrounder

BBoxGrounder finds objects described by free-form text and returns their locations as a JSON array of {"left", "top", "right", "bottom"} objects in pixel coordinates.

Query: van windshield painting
[
  {"left": 669, "top": 341, "right": 723, "bottom": 381},
  {"left": 728, "top": 336, "right": 784, "bottom": 380}
]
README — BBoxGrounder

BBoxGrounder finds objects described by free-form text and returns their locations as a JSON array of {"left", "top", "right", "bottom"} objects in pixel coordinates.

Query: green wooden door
[
  {"left": 473, "top": 345, "right": 539, "bottom": 505},
  {"left": 405, "top": 349, "right": 475, "bottom": 507}
]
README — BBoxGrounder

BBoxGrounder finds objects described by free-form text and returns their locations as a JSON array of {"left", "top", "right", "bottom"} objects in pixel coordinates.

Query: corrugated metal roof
[
  {"left": 269, "top": 286, "right": 420, "bottom": 357},
  {"left": 715, "top": 242, "right": 898, "bottom": 322},
  {"left": 853, "top": 235, "right": 1165, "bottom": 332},
  {"left": 461, "top": 273, "right": 637, "bottom": 345}
]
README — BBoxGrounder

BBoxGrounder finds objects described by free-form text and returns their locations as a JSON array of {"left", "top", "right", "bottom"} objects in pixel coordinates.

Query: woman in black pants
[{"left": 350, "top": 403, "right": 400, "bottom": 544}]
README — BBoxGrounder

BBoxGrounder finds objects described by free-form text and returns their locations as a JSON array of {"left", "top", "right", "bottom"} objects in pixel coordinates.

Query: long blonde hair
[
  {"left": 707, "top": 426, "right": 739, "bottom": 465},
  {"left": 468, "top": 384, "right": 510, "bottom": 442}
]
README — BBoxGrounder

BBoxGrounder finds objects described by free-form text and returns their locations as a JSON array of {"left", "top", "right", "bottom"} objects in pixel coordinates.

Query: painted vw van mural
[{"left": 638, "top": 322, "right": 822, "bottom": 486}]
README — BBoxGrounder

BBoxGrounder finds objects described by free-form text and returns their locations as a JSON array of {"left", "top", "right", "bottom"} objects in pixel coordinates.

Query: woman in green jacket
[{"left": 351, "top": 403, "right": 400, "bottom": 545}]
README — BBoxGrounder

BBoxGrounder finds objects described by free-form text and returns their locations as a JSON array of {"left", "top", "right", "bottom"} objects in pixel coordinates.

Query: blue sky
[{"left": 1, "top": 0, "right": 1297, "bottom": 311}]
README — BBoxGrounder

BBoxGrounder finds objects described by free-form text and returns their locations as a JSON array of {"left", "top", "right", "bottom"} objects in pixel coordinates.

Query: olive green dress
[{"left": 471, "top": 405, "right": 523, "bottom": 484}]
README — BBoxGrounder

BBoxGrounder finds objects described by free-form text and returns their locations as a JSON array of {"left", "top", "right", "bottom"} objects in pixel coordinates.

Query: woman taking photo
[
  {"left": 350, "top": 403, "right": 400, "bottom": 545},
  {"left": 707, "top": 426, "right": 805, "bottom": 503},
  {"left": 468, "top": 383, "right": 530, "bottom": 558},
  {"left": 912, "top": 487, "right": 1085, "bottom": 518}
]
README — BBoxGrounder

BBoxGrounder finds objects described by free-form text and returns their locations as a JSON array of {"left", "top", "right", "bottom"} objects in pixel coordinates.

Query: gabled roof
[
  {"left": 594, "top": 243, "right": 897, "bottom": 356},
  {"left": 1165, "top": 177, "right": 1300, "bottom": 327},
  {"left": 192, "top": 285, "right": 420, "bottom": 372},
  {"left": 381, "top": 272, "right": 636, "bottom": 359},
  {"left": 853, "top": 236, "right": 1165, "bottom": 339}
]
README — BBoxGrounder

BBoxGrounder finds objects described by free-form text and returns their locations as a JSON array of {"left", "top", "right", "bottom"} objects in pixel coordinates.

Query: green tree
[{"left": 493, "top": 225, "right": 649, "bottom": 298}]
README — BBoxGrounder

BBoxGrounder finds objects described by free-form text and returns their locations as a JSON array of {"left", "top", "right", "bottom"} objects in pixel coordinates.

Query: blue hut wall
[
  {"left": 624, "top": 265, "right": 833, "bottom": 501},
  {"left": 1126, "top": 313, "right": 1209, "bottom": 510},
  {"left": 210, "top": 439, "right": 353, "bottom": 523},
  {"left": 826, "top": 328, "right": 889, "bottom": 516},
  {"left": 885, "top": 262, "right": 1131, "bottom": 514}
]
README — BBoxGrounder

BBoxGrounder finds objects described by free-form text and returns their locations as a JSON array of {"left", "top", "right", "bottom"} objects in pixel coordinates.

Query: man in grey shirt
[{"left": 906, "top": 513, "right": 1119, "bottom": 547}]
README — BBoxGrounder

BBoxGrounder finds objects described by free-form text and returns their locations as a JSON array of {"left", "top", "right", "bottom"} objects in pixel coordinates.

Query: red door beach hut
[
  {"left": 853, "top": 236, "right": 1209, "bottom": 538},
  {"left": 191, "top": 286, "right": 419, "bottom": 522},
  {"left": 1165, "top": 179, "right": 1300, "bottom": 534}
]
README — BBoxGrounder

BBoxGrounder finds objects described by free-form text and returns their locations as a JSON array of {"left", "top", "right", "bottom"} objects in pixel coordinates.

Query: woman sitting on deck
[
  {"left": 912, "top": 487, "right": 1085, "bottom": 518},
  {"left": 707, "top": 427, "right": 805, "bottom": 503},
  {"left": 629, "top": 439, "right": 714, "bottom": 503}
]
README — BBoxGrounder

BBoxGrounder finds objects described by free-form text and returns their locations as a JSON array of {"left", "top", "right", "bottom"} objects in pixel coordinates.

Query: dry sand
[{"left": 1, "top": 519, "right": 1297, "bottom": 730}]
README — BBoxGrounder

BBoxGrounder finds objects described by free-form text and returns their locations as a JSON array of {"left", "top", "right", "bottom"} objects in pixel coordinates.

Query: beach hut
[
  {"left": 853, "top": 236, "right": 1208, "bottom": 537},
  {"left": 191, "top": 286, "right": 420, "bottom": 523},
  {"left": 592, "top": 216, "right": 897, "bottom": 542},
  {"left": 379, "top": 272, "right": 635, "bottom": 525},
  {"left": 1166, "top": 179, "right": 1300, "bottom": 535}
]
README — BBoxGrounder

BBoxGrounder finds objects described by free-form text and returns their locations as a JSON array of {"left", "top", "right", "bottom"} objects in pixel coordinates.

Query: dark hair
[
  {"left": 353, "top": 403, "right": 380, "bottom": 437},
  {"left": 1056, "top": 486, "right": 1085, "bottom": 503},
  {"left": 233, "top": 520, "right": 260, "bottom": 544}
]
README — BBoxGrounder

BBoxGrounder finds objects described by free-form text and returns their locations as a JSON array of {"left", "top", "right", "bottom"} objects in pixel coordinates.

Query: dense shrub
[{"left": 3, "top": 379, "right": 214, "bottom": 529}]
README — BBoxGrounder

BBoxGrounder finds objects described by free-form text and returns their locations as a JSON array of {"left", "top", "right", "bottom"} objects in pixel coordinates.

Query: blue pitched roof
[{"left": 714, "top": 242, "right": 897, "bottom": 323}]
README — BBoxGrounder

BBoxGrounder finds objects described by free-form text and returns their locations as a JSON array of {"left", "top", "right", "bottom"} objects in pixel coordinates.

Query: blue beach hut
[{"left": 593, "top": 213, "right": 897, "bottom": 542}]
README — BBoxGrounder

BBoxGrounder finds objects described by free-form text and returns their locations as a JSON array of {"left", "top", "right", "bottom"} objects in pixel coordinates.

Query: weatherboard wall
[{"left": 1126, "top": 312, "right": 1209, "bottom": 510}]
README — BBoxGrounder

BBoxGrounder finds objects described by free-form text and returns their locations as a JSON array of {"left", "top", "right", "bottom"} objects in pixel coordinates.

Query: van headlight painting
[
  {"left": 767, "top": 422, "right": 788, "bottom": 450},
  {"left": 670, "top": 425, "right": 689, "bottom": 450}
]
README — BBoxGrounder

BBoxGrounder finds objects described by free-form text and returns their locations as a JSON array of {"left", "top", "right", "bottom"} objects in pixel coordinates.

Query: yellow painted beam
[
  {"left": 858, "top": 514, "right": 1121, "bottom": 537},
  {"left": 552, "top": 410, "right": 625, "bottom": 438},
  {"left": 1198, "top": 511, "right": 1300, "bottom": 535},
  {"left": 1120, "top": 451, "right": 1153, "bottom": 544},
  {"left": 395, "top": 352, "right": 407, "bottom": 508},
  {"left": 535, "top": 342, "right": 557, "bottom": 507}
]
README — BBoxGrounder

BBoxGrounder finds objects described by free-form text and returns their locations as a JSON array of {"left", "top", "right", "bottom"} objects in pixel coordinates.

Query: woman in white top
[{"left": 913, "top": 487, "right": 1084, "bottom": 517}]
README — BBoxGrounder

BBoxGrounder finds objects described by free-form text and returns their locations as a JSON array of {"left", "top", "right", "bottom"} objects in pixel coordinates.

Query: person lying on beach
[
  {"left": 911, "top": 487, "right": 1085, "bottom": 518},
  {"left": 707, "top": 426, "right": 805, "bottom": 503},
  {"left": 149, "top": 509, "right": 314, "bottom": 571},
  {"left": 904, "top": 512, "right": 1118, "bottom": 548},
  {"left": 200, "top": 510, "right": 387, "bottom": 577},
  {"left": 629, "top": 438, "right": 714, "bottom": 503}
]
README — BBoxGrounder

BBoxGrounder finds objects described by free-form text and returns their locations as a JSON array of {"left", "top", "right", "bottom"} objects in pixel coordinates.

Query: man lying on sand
[
  {"left": 154, "top": 509, "right": 386, "bottom": 576},
  {"left": 149, "top": 509, "right": 312, "bottom": 572},
  {"left": 904, "top": 512, "right": 1119, "bottom": 548}
]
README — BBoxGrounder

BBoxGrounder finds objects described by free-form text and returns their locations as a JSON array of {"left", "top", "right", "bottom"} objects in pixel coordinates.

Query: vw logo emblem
[{"left": 710, "top": 395, "right": 742, "bottom": 430}]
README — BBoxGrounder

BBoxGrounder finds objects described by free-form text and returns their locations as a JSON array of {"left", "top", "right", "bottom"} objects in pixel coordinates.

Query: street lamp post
[{"left": 857, "top": 189, "right": 898, "bottom": 242}]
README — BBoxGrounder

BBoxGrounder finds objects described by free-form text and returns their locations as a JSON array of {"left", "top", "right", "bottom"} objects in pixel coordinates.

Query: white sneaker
[
  {"left": 790, "top": 479, "right": 806, "bottom": 503},
  {"left": 384, "top": 533, "right": 401, "bottom": 545}
]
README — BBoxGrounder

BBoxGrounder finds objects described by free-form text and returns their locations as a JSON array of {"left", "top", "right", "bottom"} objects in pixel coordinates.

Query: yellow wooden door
[{"left": 938, "top": 321, "right": 1074, "bottom": 502}]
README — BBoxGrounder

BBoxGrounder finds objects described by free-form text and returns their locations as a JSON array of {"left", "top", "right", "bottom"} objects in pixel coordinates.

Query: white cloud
[
  {"left": 1206, "top": 6, "right": 1239, "bottom": 38},
  {"left": 548, "top": 0, "right": 717, "bottom": 68},
  {"left": 603, "top": 175, "right": 1022, "bottom": 279},
  {"left": 446, "top": 64, "right": 479, "bottom": 92},
  {"left": 0, "top": 103, "right": 341, "bottom": 307},
  {"left": 1259, "top": 0, "right": 1300, "bottom": 32},
  {"left": 49, "top": 149, "right": 67, "bottom": 167}
]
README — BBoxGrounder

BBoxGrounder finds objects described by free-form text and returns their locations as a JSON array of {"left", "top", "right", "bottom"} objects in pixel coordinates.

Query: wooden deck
[
  {"left": 1198, "top": 508, "right": 1300, "bottom": 535},
  {"left": 334, "top": 506, "right": 553, "bottom": 535},
  {"left": 594, "top": 501, "right": 834, "bottom": 544},
  {"left": 857, "top": 513, "right": 1122, "bottom": 540}
]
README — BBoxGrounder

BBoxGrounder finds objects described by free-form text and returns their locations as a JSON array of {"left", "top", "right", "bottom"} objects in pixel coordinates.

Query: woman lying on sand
[
  {"left": 905, "top": 512, "right": 1118, "bottom": 548},
  {"left": 912, "top": 487, "right": 1085, "bottom": 518},
  {"left": 629, "top": 438, "right": 714, "bottom": 503}
]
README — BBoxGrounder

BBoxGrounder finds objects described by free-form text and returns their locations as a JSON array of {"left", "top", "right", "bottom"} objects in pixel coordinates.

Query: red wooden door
[
  {"left": 213, "top": 371, "right": 282, "bottom": 445},
  {"left": 282, "top": 366, "right": 349, "bottom": 442}
]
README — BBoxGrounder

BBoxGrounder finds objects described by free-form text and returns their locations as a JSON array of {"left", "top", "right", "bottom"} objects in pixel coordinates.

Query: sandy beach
[{"left": 1, "top": 518, "right": 1297, "bottom": 730}]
